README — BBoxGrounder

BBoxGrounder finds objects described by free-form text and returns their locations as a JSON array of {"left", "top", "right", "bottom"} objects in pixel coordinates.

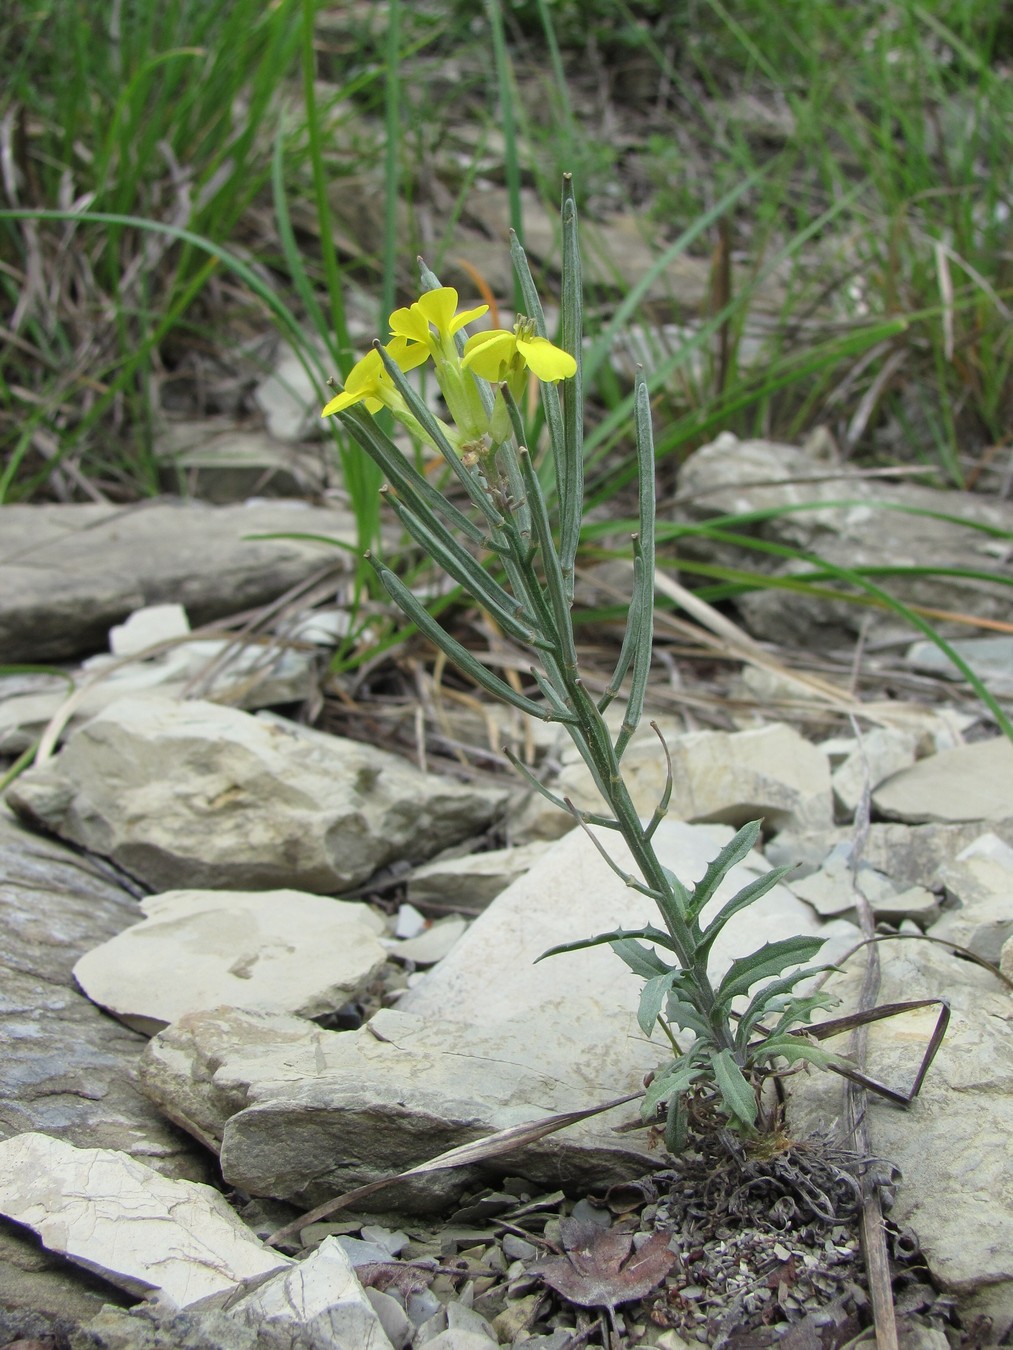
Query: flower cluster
[{"left": 321, "top": 285, "right": 575, "bottom": 450}]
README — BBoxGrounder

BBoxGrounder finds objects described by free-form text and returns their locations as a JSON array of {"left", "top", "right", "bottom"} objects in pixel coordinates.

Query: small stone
[
  {"left": 394, "top": 903, "right": 427, "bottom": 938},
  {"left": 501, "top": 1234, "right": 539, "bottom": 1262},
  {"left": 407, "top": 841, "right": 553, "bottom": 911},
  {"left": 869, "top": 885, "right": 940, "bottom": 926},
  {"left": 387, "top": 915, "right": 469, "bottom": 966},
  {"left": 491, "top": 1294, "right": 541, "bottom": 1341},
  {"left": 418, "top": 1331, "right": 500, "bottom": 1350},
  {"left": 228, "top": 1236, "right": 394, "bottom": 1347},
  {"left": 366, "top": 1287, "right": 414, "bottom": 1350},
  {"left": 445, "top": 1300, "right": 497, "bottom": 1339},
  {"left": 829, "top": 727, "right": 919, "bottom": 819}
]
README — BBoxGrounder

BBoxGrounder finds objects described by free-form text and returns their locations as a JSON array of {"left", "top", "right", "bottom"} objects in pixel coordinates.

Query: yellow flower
[
  {"left": 462, "top": 317, "right": 576, "bottom": 383},
  {"left": 388, "top": 286, "right": 488, "bottom": 360},
  {"left": 321, "top": 339, "right": 427, "bottom": 418}
]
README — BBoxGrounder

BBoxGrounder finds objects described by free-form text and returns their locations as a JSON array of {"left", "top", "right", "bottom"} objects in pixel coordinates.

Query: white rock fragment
[
  {"left": 0, "top": 1133, "right": 290, "bottom": 1308},
  {"left": 109, "top": 603, "right": 191, "bottom": 657},
  {"left": 74, "top": 889, "right": 388, "bottom": 1035},
  {"left": 228, "top": 1236, "right": 394, "bottom": 1349},
  {"left": 394, "top": 902, "right": 428, "bottom": 939},
  {"left": 387, "top": 914, "right": 468, "bottom": 966}
]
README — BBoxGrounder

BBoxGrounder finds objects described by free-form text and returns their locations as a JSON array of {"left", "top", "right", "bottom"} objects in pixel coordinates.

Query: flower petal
[
  {"left": 321, "top": 389, "right": 361, "bottom": 417},
  {"left": 321, "top": 350, "right": 384, "bottom": 417},
  {"left": 448, "top": 301, "right": 489, "bottom": 336},
  {"left": 387, "top": 336, "right": 431, "bottom": 372},
  {"left": 461, "top": 330, "right": 517, "bottom": 380},
  {"left": 415, "top": 286, "right": 460, "bottom": 335},
  {"left": 388, "top": 305, "right": 432, "bottom": 345},
  {"left": 515, "top": 335, "right": 577, "bottom": 382}
]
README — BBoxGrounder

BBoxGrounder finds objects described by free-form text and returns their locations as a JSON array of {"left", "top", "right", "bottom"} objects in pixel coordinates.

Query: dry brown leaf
[{"left": 529, "top": 1218, "right": 677, "bottom": 1311}]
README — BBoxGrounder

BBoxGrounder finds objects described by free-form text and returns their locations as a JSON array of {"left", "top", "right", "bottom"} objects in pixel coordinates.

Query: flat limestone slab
[
  {"left": 0, "top": 1133, "right": 291, "bottom": 1308},
  {"left": 872, "top": 736, "right": 1013, "bottom": 824},
  {"left": 134, "top": 820, "right": 857, "bottom": 1213},
  {"left": 399, "top": 817, "right": 854, "bottom": 1088},
  {"left": 8, "top": 695, "right": 507, "bottom": 893},
  {"left": 787, "top": 940, "right": 1013, "bottom": 1335},
  {"left": 0, "top": 497, "right": 360, "bottom": 662},
  {"left": 74, "top": 889, "right": 389, "bottom": 1035}
]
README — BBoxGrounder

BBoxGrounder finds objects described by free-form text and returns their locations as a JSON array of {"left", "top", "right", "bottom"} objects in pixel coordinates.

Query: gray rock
[
  {"left": 70, "top": 1305, "right": 264, "bottom": 1350},
  {"left": 827, "top": 727, "right": 919, "bottom": 820},
  {"left": 0, "top": 1133, "right": 291, "bottom": 1308},
  {"left": 767, "top": 818, "right": 1013, "bottom": 892},
  {"left": 7, "top": 695, "right": 507, "bottom": 894},
  {"left": 141, "top": 820, "right": 854, "bottom": 1214},
  {"left": 74, "top": 889, "right": 388, "bottom": 1036},
  {"left": 407, "top": 840, "right": 553, "bottom": 911},
  {"left": 155, "top": 419, "right": 330, "bottom": 501},
  {"left": 789, "top": 850, "right": 898, "bottom": 919},
  {"left": 675, "top": 433, "right": 1013, "bottom": 645},
  {"left": 0, "top": 810, "right": 204, "bottom": 1169},
  {"left": 869, "top": 884, "right": 940, "bottom": 926},
  {"left": 227, "top": 1237, "right": 395, "bottom": 1348},
  {"left": 0, "top": 808, "right": 213, "bottom": 1321},
  {"left": 905, "top": 635, "right": 1013, "bottom": 698},
  {"left": 365, "top": 1290, "right": 413, "bottom": 1350},
  {"left": 547, "top": 721, "right": 833, "bottom": 837},
  {"left": 787, "top": 940, "right": 1013, "bottom": 1334},
  {"left": 0, "top": 498, "right": 359, "bottom": 662},
  {"left": 873, "top": 737, "right": 1013, "bottom": 825},
  {"left": 933, "top": 833, "right": 1013, "bottom": 963},
  {"left": 146, "top": 1005, "right": 660, "bottom": 1214}
]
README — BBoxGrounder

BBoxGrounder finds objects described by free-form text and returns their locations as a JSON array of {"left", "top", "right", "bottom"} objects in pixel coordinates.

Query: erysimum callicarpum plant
[{"left": 321, "top": 177, "right": 848, "bottom": 1153}]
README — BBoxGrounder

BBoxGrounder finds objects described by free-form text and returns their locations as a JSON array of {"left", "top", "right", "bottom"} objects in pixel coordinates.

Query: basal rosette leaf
[
  {"left": 735, "top": 967, "right": 840, "bottom": 1049},
  {"left": 748, "top": 1033, "right": 850, "bottom": 1073},
  {"left": 641, "top": 1055, "right": 706, "bottom": 1119},
  {"left": 710, "top": 1048, "right": 758, "bottom": 1129},
  {"left": 715, "top": 935, "right": 828, "bottom": 1007}
]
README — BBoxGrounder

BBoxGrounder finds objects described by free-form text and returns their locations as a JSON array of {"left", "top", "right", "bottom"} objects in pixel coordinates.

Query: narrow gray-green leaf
[
  {"left": 696, "top": 864, "right": 797, "bottom": 958},
  {"left": 367, "top": 552, "right": 557, "bottom": 722},
  {"left": 535, "top": 929, "right": 675, "bottom": 968},
  {"left": 638, "top": 972, "right": 677, "bottom": 1037},
  {"left": 710, "top": 1049, "right": 758, "bottom": 1127},
  {"left": 687, "top": 820, "right": 763, "bottom": 918}
]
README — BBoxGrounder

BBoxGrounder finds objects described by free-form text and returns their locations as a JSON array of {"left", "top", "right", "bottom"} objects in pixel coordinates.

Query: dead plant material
[{"left": 529, "top": 1220, "right": 677, "bottom": 1335}]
